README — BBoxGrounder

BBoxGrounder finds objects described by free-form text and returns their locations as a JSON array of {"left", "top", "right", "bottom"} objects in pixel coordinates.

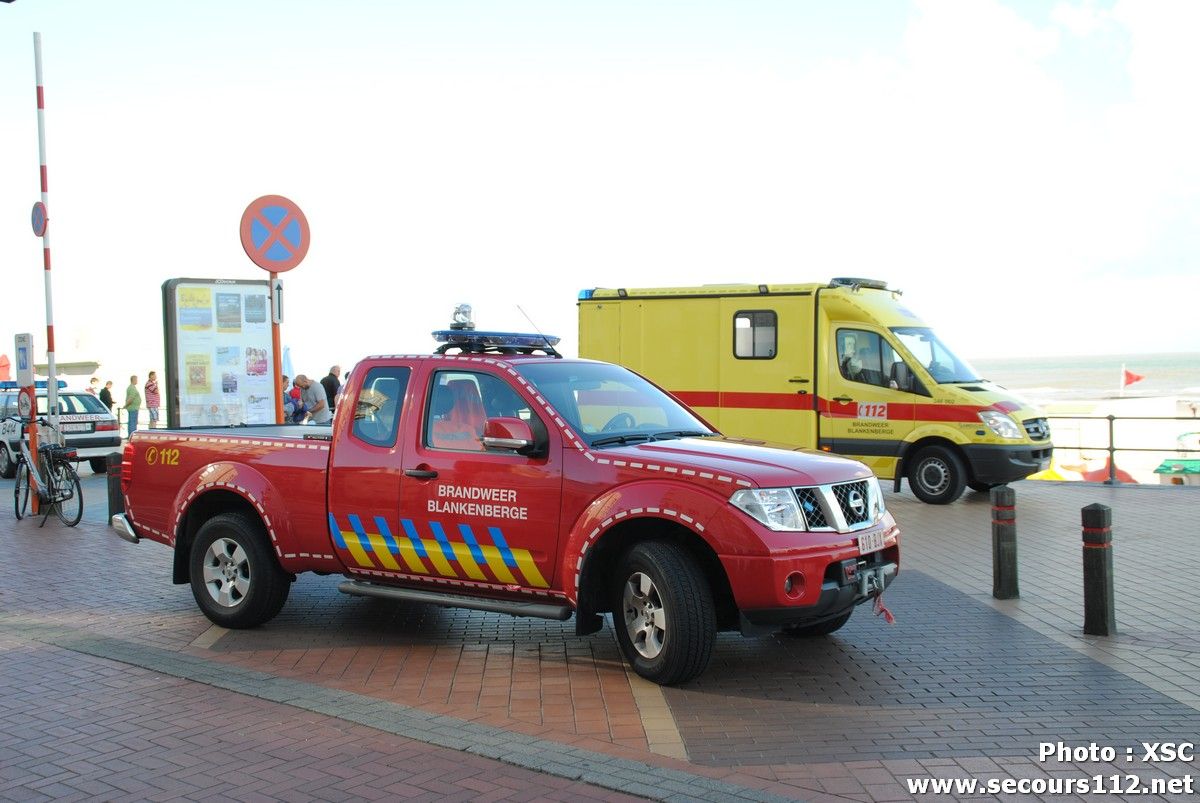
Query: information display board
[{"left": 162, "top": 278, "right": 276, "bottom": 429}]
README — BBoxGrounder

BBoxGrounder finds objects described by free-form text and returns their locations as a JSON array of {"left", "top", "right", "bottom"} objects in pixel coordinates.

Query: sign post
[
  {"left": 239, "top": 195, "right": 310, "bottom": 424},
  {"left": 15, "top": 333, "right": 39, "bottom": 513},
  {"left": 32, "top": 34, "right": 59, "bottom": 432}
]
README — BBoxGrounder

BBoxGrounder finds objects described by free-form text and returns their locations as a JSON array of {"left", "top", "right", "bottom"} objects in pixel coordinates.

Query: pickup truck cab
[{"left": 113, "top": 328, "right": 900, "bottom": 684}]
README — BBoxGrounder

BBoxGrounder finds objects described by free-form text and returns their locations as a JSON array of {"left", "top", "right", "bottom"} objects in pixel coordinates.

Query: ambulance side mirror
[
  {"left": 482, "top": 417, "right": 535, "bottom": 454},
  {"left": 891, "top": 362, "right": 914, "bottom": 392}
]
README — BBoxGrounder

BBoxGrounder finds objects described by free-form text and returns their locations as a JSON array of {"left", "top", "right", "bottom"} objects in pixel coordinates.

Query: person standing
[
  {"left": 124, "top": 375, "right": 142, "bottom": 439},
  {"left": 295, "top": 374, "right": 330, "bottom": 425},
  {"left": 99, "top": 381, "right": 114, "bottom": 413},
  {"left": 144, "top": 371, "right": 161, "bottom": 428},
  {"left": 321, "top": 365, "right": 342, "bottom": 412},
  {"left": 87, "top": 377, "right": 99, "bottom": 396}
]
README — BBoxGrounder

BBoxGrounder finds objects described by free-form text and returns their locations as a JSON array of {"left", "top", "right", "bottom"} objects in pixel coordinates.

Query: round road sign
[
  {"left": 31, "top": 202, "right": 47, "bottom": 237},
  {"left": 239, "top": 195, "right": 310, "bottom": 273},
  {"left": 18, "top": 389, "right": 32, "bottom": 418}
]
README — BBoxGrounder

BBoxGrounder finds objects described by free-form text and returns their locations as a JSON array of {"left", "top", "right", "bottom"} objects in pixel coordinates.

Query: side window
[
  {"left": 425, "top": 371, "right": 540, "bottom": 452},
  {"left": 733, "top": 311, "right": 776, "bottom": 359},
  {"left": 351, "top": 366, "right": 410, "bottom": 447},
  {"left": 836, "top": 329, "right": 900, "bottom": 390},
  {"left": 1, "top": 394, "right": 13, "bottom": 417}
]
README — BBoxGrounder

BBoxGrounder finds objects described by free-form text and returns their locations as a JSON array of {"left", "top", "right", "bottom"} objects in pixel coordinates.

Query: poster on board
[{"left": 162, "top": 278, "right": 276, "bottom": 429}]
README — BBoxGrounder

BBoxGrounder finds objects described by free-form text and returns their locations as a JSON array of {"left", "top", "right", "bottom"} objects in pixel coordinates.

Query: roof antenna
[{"left": 517, "top": 305, "right": 561, "bottom": 357}]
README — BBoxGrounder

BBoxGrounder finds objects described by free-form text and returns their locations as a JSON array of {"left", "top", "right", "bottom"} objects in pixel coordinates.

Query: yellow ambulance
[{"left": 578, "top": 278, "right": 1052, "bottom": 504}]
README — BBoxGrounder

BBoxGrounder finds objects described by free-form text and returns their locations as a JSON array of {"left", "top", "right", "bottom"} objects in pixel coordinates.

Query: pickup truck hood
[{"left": 595, "top": 436, "right": 873, "bottom": 489}]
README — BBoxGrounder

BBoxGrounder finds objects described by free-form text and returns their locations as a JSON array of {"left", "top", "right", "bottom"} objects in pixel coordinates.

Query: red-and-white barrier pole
[{"left": 34, "top": 32, "right": 59, "bottom": 428}]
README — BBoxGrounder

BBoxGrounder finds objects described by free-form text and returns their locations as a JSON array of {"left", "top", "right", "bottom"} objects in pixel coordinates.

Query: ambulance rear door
[{"left": 820, "top": 325, "right": 919, "bottom": 478}]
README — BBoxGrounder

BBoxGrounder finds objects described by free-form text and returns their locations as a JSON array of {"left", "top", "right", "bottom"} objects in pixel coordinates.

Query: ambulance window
[
  {"left": 837, "top": 329, "right": 897, "bottom": 389},
  {"left": 351, "top": 366, "right": 410, "bottom": 448},
  {"left": 733, "top": 311, "right": 776, "bottom": 359}
]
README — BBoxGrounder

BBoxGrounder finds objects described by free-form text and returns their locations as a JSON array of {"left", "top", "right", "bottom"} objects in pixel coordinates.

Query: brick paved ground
[{"left": 1, "top": 473, "right": 1198, "bottom": 801}]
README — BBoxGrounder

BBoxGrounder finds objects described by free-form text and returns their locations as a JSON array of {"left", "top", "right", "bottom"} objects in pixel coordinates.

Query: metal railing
[{"left": 1044, "top": 414, "right": 1200, "bottom": 485}]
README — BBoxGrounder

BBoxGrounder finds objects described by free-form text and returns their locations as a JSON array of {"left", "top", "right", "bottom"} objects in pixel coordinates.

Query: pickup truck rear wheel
[
  {"left": 189, "top": 513, "right": 290, "bottom": 628},
  {"left": 907, "top": 445, "right": 966, "bottom": 504},
  {"left": 612, "top": 541, "right": 715, "bottom": 685}
]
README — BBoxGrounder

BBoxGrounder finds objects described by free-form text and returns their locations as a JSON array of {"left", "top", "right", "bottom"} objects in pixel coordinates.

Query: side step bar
[{"left": 337, "top": 580, "right": 573, "bottom": 621}]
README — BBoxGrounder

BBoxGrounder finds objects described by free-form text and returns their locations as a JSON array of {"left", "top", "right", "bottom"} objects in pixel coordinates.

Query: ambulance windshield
[
  {"left": 890, "top": 327, "right": 981, "bottom": 384},
  {"left": 515, "top": 362, "right": 714, "bottom": 447}
]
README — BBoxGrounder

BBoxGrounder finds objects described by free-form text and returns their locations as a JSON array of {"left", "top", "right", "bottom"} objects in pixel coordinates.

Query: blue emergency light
[
  {"left": 0, "top": 380, "right": 67, "bottom": 390},
  {"left": 432, "top": 330, "right": 561, "bottom": 356}
]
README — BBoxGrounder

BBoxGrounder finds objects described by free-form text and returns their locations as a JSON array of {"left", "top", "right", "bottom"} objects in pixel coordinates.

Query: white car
[{"left": 0, "top": 383, "right": 123, "bottom": 477}]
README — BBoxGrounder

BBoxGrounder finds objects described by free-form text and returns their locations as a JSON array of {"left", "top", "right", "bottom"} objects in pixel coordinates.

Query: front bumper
[
  {"left": 963, "top": 443, "right": 1053, "bottom": 485},
  {"left": 738, "top": 553, "right": 898, "bottom": 634}
]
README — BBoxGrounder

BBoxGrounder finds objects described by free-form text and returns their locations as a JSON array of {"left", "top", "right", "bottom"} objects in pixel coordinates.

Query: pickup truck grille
[
  {"left": 793, "top": 479, "right": 881, "bottom": 533},
  {"left": 1023, "top": 418, "right": 1051, "bottom": 441}
]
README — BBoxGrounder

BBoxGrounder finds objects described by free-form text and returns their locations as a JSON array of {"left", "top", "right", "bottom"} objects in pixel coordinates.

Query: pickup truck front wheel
[
  {"left": 189, "top": 513, "right": 290, "bottom": 628},
  {"left": 612, "top": 541, "right": 715, "bottom": 685}
]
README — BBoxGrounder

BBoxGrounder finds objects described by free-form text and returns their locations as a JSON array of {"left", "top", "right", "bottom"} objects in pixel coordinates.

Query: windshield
[
  {"left": 514, "top": 362, "right": 714, "bottom": 447},
  {"left": 890, "top": 327, "right": 982, "bottom": 384}
]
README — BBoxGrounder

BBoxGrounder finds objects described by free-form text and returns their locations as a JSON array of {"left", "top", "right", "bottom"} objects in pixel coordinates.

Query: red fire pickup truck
[{"left": 112, "top": 330, "right": 900, "bottom": 684}]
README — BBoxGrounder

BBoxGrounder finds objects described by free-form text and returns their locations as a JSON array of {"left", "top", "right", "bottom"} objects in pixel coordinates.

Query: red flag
[{"left": 1122, "top": 368, "right": 1144, "bottom": 388}]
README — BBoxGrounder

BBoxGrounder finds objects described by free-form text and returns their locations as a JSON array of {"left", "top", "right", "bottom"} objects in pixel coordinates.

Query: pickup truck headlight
[
  {"left": 729, "top": 488, "right": 806, "bottom": 531},
  {"left": 978, "top": 411, "right": 1023, "bottom": 440}
]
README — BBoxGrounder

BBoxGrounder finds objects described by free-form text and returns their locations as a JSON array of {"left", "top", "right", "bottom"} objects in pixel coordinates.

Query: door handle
[
  {"left": 787, "top": 377, "right": 809, "bottom": 384},
  {"left": 832, "top": 396, "right": 853, "bottom": 404},
  {"left": 404, "top": 468, "right": 438, "bottom": 479}
]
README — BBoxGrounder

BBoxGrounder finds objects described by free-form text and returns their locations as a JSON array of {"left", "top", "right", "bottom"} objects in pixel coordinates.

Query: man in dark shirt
[
  {"left": 320, "top": 365, "right": 341, "bottom": 412},
  {"left": 98, "top": 381, "right": 114, "bottom": 412}
]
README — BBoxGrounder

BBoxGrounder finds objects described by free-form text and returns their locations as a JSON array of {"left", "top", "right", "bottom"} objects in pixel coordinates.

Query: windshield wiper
[
  {"left": 651, "top": 430, "right": 714, "bottom": 440},
  {"left": 590, "top": 433, "right": 655, "bottom": 448}
]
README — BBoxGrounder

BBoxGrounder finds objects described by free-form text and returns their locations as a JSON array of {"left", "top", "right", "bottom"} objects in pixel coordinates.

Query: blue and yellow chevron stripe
[{"left": 328, "top": 513, "right": 549, "bottom": 588}]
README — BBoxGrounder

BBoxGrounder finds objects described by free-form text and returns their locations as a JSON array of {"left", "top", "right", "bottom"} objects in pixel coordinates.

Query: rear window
[{"left": 35, "top": 393, "right": 111, "bottom": 415}]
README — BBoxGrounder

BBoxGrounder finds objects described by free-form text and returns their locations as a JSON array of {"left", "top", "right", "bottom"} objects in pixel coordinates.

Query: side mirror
[
  {"left": 891, "top": 362, "right": 912, "bottom": 392},
  {"left": 482, "top": 417, "right": 534, "bottom": 453}
]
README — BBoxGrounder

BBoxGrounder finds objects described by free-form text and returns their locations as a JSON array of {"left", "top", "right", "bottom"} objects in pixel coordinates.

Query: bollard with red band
[
  {"left": 1082, "top": 502, "right": 1116, "bottom": 636},
  {"left": 991, "top": 485, "right": 1019, "bottom": 599}
]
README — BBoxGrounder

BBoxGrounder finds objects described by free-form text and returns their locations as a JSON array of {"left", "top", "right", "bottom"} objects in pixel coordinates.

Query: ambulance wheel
[
  {"left": 968, "top": 480, "right": 999, "bottom": 493},
  {"left": 612, "top": 541, "right": 715, "bottom": 685},
  {"left": 780, "top": 610, "right": 852, "bottom": 637},
  {"left": 0, "top": 444, "right": 15, "bottom": 479},
  {"left": 907, "top": 445, "right": 966, "bottom": 504},
  {"left": 189, "top": 513, "right": 290, "bottom": 629}
]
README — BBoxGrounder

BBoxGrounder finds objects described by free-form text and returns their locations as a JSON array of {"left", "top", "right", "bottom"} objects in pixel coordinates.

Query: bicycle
[{"left": 6, "top": 415, "right": 83, "bottom": 527}]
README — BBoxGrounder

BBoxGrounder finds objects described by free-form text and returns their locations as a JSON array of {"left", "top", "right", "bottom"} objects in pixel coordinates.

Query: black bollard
[
  {"left": 106, "top": 451, "right": 124, "bottom": 519},
  {"left": 1082, "top": 503, "right": 1116, "bottom": 636},
  {"left": 991, "top": 486, "right": 1019, "bottom": 599}
]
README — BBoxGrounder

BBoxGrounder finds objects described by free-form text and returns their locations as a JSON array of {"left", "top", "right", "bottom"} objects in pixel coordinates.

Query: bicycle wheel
[
  {"left": 53, "top": 462, "right": 83, "bottom": 527},
  {"left": 14, "top": 461, "right": 30, "bottom": 520}
]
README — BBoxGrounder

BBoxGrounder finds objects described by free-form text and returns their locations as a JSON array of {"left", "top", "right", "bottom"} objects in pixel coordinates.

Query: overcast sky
[{"left": 1, "top": 0, "right": 1197, "bottom": 387}]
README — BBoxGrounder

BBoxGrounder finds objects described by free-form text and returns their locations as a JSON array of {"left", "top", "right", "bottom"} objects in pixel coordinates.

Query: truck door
[
  {"left": 715, "top": 295, "right": 817, "bottom": 446},
  {"left": 397, "top": 367, "right": 562, "bottom": 592},
  {"left": 327, "top": 365, "right": 416, "bottom": 575},
  {"left": 820, "top": 327, "right": 917, "bottom": 478}
]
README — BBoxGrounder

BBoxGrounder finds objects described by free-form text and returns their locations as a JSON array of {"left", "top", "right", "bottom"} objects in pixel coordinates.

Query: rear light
[
  {"left": 96, "top": 421, "right": 119, "bottom": 432},
  {"left": 121, "top": 443, "right": 135, "bottom": 493}
]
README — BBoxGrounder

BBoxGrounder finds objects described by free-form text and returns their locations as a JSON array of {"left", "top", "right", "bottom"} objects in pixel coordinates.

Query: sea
[{"left": 969, "top": 352, "right": 1200, "bottom": 404}]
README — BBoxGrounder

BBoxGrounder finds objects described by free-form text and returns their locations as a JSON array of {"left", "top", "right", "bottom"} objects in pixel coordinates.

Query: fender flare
[
  {"left": 559, "top": 479, "right": 736, "bottom": 606},
  {"left": 170, "top": 461, "right": 295, "bottom": 565}
]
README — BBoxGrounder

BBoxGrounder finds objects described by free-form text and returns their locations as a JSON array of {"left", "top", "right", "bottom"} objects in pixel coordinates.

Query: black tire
[
  {"left": 52, "top": 463, "right": 83, "bottom": 527},
  {"left": 14, "top": 462, "right": 29, "bottom": 520},
  {"left": 611, "top": 541, "right": 716, "bottom": 685},
  {"left": 189, "top": 513, "right": 290, "bottom": 628},
  {"left": 906, "top": 445, "right": 966, "bottom": 504},
  {"left": 967, "top": 480, "right": 999, "bottom": 493},
  {"left": 0, "top": 444, "right": 16, "bottom": 480},
  {"left": 89, "top": 457, "right": 108, "bottom": 475},
  {"left": 780, "top": 609, "right": 852, "bottom": 637}
]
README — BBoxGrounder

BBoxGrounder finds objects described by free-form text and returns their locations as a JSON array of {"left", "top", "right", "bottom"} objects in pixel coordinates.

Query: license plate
[
  {"left": 60, "top": 423, "right": 91, "bottom": 433},
  {"left": 857, "top": 530, "right": 885, "bottom": 555}
]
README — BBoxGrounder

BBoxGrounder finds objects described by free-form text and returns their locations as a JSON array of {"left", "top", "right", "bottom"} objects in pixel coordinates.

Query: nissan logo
[{"left": 848, "top": 489, "right": 866, "bottom": 516}]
